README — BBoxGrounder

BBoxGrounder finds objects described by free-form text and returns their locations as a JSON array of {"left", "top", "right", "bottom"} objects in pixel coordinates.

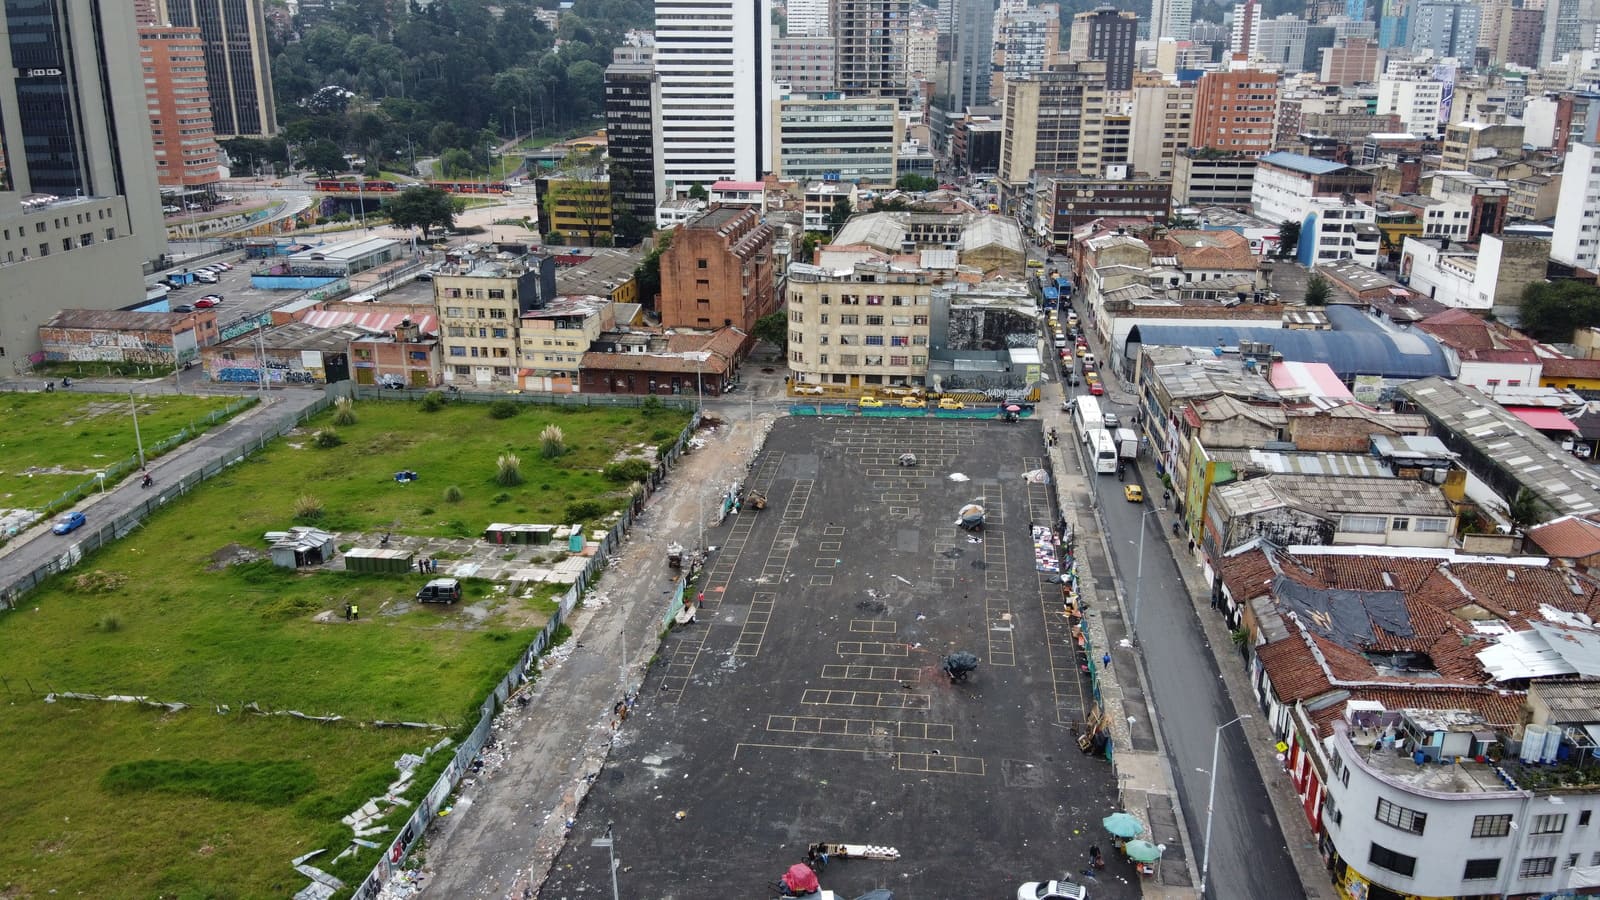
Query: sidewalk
[{"left": 413, "top": 411, "right": 768, "bottom": 898}]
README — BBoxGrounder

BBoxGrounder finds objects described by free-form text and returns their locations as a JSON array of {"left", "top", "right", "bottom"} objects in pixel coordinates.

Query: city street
[{"left": 1039, "top": 241, "right": 1307, "bottom": 900}]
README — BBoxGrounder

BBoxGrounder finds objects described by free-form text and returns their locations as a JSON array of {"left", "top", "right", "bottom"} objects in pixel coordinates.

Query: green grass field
[
  {"left": 0, "top": 395, "right": 688, "bottom": 896},
  {"left": 0, "top": 392, "right": 246, "bottom": 511}
]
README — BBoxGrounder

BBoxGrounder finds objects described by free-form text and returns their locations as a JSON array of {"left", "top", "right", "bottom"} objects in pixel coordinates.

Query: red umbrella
[
  {"left": 1006, "top": 405, "right": 1022, "bottom": 412},
  {"left": 783, "top": 863, "right": 820, "bottom": 893}
]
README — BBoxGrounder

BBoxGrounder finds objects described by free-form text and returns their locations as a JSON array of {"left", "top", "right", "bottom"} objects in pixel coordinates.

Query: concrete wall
[{"left": 1225, "top": 505, "right": 1335, "bottom": 549}]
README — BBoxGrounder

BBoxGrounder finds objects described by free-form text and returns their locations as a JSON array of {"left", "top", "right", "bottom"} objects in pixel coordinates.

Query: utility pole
[{"left": 130, "top": 391, "right": 146, "bottom": 468}]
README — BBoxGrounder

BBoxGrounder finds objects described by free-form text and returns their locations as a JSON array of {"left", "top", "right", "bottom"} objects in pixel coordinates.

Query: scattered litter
[
  {"left": 947, "top": 472, "right": 970, "bottom": 482},
  {"left": 674, "top": 810, "right": 688, "bottom": 820},
  {"left": 892, "top": 575, "right": 911, "bottom": 585}
]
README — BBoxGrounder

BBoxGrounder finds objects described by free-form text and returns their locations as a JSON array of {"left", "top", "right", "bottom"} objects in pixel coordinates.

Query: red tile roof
[
  {"left": 1539, "top": 356, "right": 1600, "bottom": 379},
  {"left": 1416, "top": 308, "right": 1539, "bottom": 359},
  {"left": 1527, "top": 516, "right": 1600, "bottom": 560}
]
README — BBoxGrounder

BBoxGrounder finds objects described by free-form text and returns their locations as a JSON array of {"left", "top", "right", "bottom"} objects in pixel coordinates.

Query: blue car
[{"left": 52, "top": 511, "right": 86, "bottom": 535}]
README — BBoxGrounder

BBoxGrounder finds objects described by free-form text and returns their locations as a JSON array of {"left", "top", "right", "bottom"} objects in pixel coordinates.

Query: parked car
[
  {"left": 52, "top": 511, "right": 87, "bottom": 535},
  {"left": 171, "top": 304, "right": 195, "bottom": 313},
  {"left": 938, "top": 397, "right": 965, "bottom": 410},
  {"left": 1017, "top": 880, "right": 1088, "bottom": 900},
  {"left": 858, "top": 396, "right": 884, "bottom": 408},
  {"left": 195, "top": 273, "right": 218, "bottom": 284},
  {"left": 416, "top": 578, "right": 462, "bottom": 603},
  {"left": 194, "top": 298, "right": 218, "bottom": 309}
]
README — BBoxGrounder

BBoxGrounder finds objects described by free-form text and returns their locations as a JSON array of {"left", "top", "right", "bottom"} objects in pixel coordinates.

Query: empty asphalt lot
[{"left": 539, "top": 417, "right": 1137, "bottom": 900}]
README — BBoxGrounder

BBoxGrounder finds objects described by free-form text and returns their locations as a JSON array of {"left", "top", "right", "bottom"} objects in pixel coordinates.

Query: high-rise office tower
[
  {"left": 1068, "top": 6, "right": 1138, "bottom": 91},
  {"left": 1231, "top": 0, "right": 1260, "bottom": 56},
  {"left": 157, "top": 0, "right": 278, "bottom": 138},
  {"left": 998, "top": 4, "right": 1061, "bottom": 92},
  {"left": 788, "top": 0, "right": 831, "bottom": 36},
  {"left": 1407, "top": 0, "right": 1480, "bottom": 61},
  {"left": 1540, "top": 0, "right": 1600, "bottom": 65},
  {"left": 1151, "top": 0, "right": 1193, "bottom": 40},
  {"left": 139, "top": 25, "right": 222, "bottom": 190},
  {"left": 940, "top": 0, "right": 995, "bottom": 111},
  {"left": 604, "top": 51, "right": 664, "bottom": 245},
  {"left": 1253, "top": 14, "right": 1309, "bottom": 72},
  {"left": 834, "top": 0, "right": 912, "bottom": 106},
  {"left": 0, "top": 0, "right": 167, "bottom": 359},
  {"left": 133, "top": 0, "right": 160, "bottom": 24},
  {"left": 656, "top": 0, "right": 772, "bottom": 189}
]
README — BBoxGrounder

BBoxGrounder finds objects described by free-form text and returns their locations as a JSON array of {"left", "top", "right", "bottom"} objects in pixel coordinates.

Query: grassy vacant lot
[
  {"left": 0, "top": 702, "right": 446, "bottom": 897},
  {"left": 270, "top": 396, "right": 688, "bottom": 537},
  {"left": 0, "top": 391, "right": 244, "bottom": 510},
  {"left": 0, "top": 395, "right": 686, "bottom": 896}
]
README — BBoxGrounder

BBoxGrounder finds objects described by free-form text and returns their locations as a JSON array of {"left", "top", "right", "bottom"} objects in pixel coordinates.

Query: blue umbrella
[
  {"left": 1102, "top": 812, "right": 1145, "bottom": 838},
  {"left": 1125, "top": 840, "right": 1164, "bottom": 863}
]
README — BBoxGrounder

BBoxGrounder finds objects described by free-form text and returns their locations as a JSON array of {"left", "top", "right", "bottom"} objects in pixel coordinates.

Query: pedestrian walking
[
  {"left": 344, "top": 602, "right": 354, "bottom": 621},
  {"left": 1102, "top": 652, "right": 1111, "bottom": 669}
]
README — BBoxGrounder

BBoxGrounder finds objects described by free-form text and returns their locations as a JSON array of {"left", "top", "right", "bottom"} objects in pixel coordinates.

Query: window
[
  {"left": 790, "top": 350, "right": 804, "bottom": 363},
  {"left": 1569, "top": 854, "right": 1581, "bottom": 869},
  {"left": 1341, "top": 515, "right": 1387, "bottom": 534},
  {"left": 840, "top": 314, "right": 859, "bottom": 325},
  {"left": 1375, "top": 798, "right": 1427, "bottom": 835},
  {"left": 1520, "top": 857, "right": 1556, "bottom": 878},
  {"left": 1369, "top": 843, "right": 1416, "bottom": 877},
  {"left": 1415, "top": 518, "right": 1449, "bottom": 533},
  {"left": 866, "top": 315, "right": 884, "bottom": 326},
  {"left": 1532, "top": 814, "right": 1568, "bottom": 835},
  {"left": 1391, "top": 518, "right": 1409, "bottom": 532},
  {"left": 891, "top": 336, "right": 909, "bottom": 347},
  {"left": 1463, "top": 859, "right": 1499, "bottom": 880},
  {"left": 790, "top": 311, "right": 804, "bottom": 323},
  {"left": 697, "top": 259, "right": 708, "bottom": 268},
  {"left": 1472, "top": 814, "right": 1511, "bottom": 838},
  {"left": 819, "top": 314, "right": 829, "bottom": 324},
  {"left": 1582, "top": 810, "right": 1592, "bottom": 827}
]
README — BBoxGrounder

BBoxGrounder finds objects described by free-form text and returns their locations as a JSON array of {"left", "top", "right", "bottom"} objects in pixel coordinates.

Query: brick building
[
  {"left": 659, "top": 205, "right": 777, "bottom": 340},
  {"left": 138, "top": 25, "right": 222, "bottom": 190},
  {"left": 1189, "top": 67, "right": 1279, "bottom": 154}
]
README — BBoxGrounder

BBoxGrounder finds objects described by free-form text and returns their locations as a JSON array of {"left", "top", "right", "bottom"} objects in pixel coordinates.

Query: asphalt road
[{"left": 1053, "top": 294, "right": 1304, "bottom": 898}]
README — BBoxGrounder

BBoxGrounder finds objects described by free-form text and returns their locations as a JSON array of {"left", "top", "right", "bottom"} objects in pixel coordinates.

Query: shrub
[
  {"left": 73, "top": 569, "right": 128, "bottom": 593},
  {"left": 641, "top": 395, "right": 663, "bottom": 414},
  {"left": 332, "top": 397, "right": 357, "bottom": 426},
  {"left": 492, "top": 492, "right": 512, "bottom": 504},
  {"left": 565, "top": 499, "right": 605, "bottom": 522},
  {"left": 96, "top": 614, "right": 122, "bottom": 633},
  {"left": 293, "top": 494, "right": 325, "bottom": 521},
  {"left": 540, "top": 424, "right": 566, "bottom": 458},
  {"left": 443, "top": 485, "right": 464, "bottom": 503},
  {"left": 603, "top": 459, "right": 655, "bottom": 483},
  {"left": 488, "top": 399, "right": 520, "bottom": 419},
  {"left": 420, "top": 391, "right": 445, "bottom": 412},
  {"left": 496, "top": 452, "right": 523, "bottom": 487},
  {"left": 313, "top": 429, "right": 343, "bottom": 448}
]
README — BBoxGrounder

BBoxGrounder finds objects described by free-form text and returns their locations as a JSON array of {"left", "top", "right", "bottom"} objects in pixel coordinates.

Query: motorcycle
[{"left": 140, "top": 473, "right": 153, "bottom": 488}]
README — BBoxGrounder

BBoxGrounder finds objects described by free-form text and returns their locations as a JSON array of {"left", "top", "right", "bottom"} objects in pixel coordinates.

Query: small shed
[
  {"left": 266, "top": 527, "right": 338, "bottom": 569},
  {"left": 344, "top": 547, "right": 416, "bottom": 573}
]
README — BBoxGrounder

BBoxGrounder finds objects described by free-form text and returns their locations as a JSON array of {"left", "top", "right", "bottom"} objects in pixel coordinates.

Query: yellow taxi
[
  {"left": 1027, "top": 259, "right": 1045, "bottom": 269},
  {"left": 1075, "top": 343, "right": 1090, "bottom": 358},
  {"left": 859, "top": 396, "right": 884, "bottom": 408},
  {"left": 1124, "top": 484, "right": 1144, "bottom": 503},
  {"left": 900, "top": 396, "right": 927, "bottom": 409},
  {"left": 938, "top": 397, "right": 965, "bottom": 410},
  {"left": 1085, "top": 370, "right": 1101, "bottom": 385}
]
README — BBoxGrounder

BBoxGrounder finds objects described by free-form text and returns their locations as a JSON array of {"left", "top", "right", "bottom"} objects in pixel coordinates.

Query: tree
[
  {"left": 826, "top": 196, "right": 853, "bottom": 232},
  {"left": 1508, "top": 487, "right": 1549, "bottom": 531},
  {"left": 544, "top": 147, "right": 610, "bottom": 245},
  {"left": 300, "top": 139, "right": 347, "bottom": 175},
  {"left": 383, "top": 186, "right": 456, "bottom": 236},
  {"left": 1304, "top": 272, "right": 1331, "bottom": 306},
  {"left": 752, "top": 311, "right": 789, "bottom": 352},
  {"left": 797, "top": 231, "right": 827, "bottom": 265},
  {"left": 896, "top": 173, "right": 938, "bottom": 192},
  {"left": 1276, "top": 220, "right": 1301, "bottom": 259},
  {"left": 633, "top": 231, "right": 672, "bottom": 307},
  {"left": 1520, "top": 280, "right": 1600, "bottom": 343},
  {"left": 687, "top": 183, "right": 708, "bottom": 202}
]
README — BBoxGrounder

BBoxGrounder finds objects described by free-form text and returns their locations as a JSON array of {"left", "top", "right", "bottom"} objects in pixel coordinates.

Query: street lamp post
[
  {"left": 129, "top": 391, "right": 146, "bottom": 469},
  {"left": 1130, "top": 506, "right": 1166, "bottom": 633},
  {"left": 1200, "top": 714, "right": 1253, "bottom": 898},
  {"left": 590, "top": 822, "right": 620, "bottom": 900}
]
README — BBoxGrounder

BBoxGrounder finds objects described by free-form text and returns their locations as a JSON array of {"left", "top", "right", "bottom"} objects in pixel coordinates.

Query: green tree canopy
[
  {"left": 1276, "top": 220, "right": 1301, "bottom": 259},
  {"left": 687, "top": 183, "right": 709, "bottom": 201},
  {"left": 826, "top": 196, "right": 853, "bottom": 232},
  {"left": 383, "top": 186, "right": 456, "bottom": 236},
  {"left": 752, "top": 311, "right": 789, "bottom": 352},
  {"left": 1304, "top": 272, "right": 1331, "bottom": 306},
  {"left": 1519, "top": 280, "right": 1600, "bottom": 343},
  {"left": 896, "top": 173, "right": 938, "bottom": 192},
  {"left": 300, "top": 139, "right": 348, "bottom": 175}
]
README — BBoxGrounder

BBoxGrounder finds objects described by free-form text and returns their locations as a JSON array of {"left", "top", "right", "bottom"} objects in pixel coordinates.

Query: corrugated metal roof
[
  {"left": 1127, "top": 323, "right": 1454, "bottom": 379},
  {"left": 1260, "top": 151, "right": 1352, "bottom": 175}
]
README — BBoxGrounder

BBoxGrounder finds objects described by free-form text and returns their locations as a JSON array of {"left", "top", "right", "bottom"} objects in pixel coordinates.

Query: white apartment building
[
  {"left": 655, "top": 0, "right": 773, "bottom": 191},
  {"left": 1304, "top": 197, "right": 1380, "bottom": 267},
  {"left": 1252, "top": 14, "right": 1308, "bottom": 73},
  {"left": 786, "top": 0, "right": 830, "bottom": 37},
  {"left": 773, "top": 94, "right": 902, "bottom": 187},
  {"left": 1150, "top": 0, "right": 1193, "bottom": 40},
  {"left": 785, "top": 260, "right": 939, "bottom": 389},
  {"left": 1378, "top": 68, "right": 1446, "bottom": 136},
  {"left": 1552, "top": 141, "right": 1600, "bottom": 271},
  {"left": 1131, "top": 81, "right": 1195, "bottom": 179}
]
